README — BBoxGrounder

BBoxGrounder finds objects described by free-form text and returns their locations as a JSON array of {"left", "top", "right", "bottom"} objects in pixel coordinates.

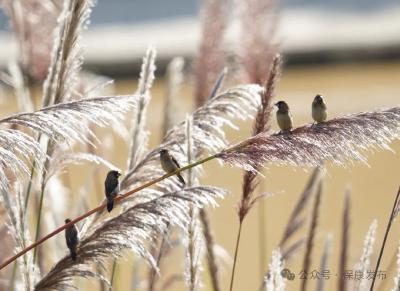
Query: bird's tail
[
  {"left": 107, "top": 200, "right": 114, "bottom": 212},
  {"left": 177, "top": 173, "right": 185, "bottom": 185},
  {"left": 69, "top": 247, "right": 77, "bottom": 261}
]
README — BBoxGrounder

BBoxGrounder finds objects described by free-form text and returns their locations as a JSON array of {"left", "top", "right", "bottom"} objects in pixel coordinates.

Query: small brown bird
[
  {"left": 312, "top": 94, "right": 327, "bottom": 123},
  {"left": 104, "top": 170, "right": 121, "bottom": 212},
  {"left": 275, "top": 101, "right": 293, "bottom": 133},
  {"left": 65, "top": 218, "right": 79, "bottom": 261},
  {"left": 159, "top": 149, "right": 185, "bottom": 185}
]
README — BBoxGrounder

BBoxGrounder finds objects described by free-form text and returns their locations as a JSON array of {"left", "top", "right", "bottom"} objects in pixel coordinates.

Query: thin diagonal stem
[
  {"left": 229, "top": 222, "right": 243, "bottom": 291},
  {"left": 0, "top": 153, "right": 218, "bottom": 271},
  {"left": 370, "top": 187, "right": 400, "bottom": 291}
]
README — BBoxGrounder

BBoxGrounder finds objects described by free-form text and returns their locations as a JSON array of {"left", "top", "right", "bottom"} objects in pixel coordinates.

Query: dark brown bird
[
  {"left": 65, "top": 218, "right": 79, "bottom": 261},
  {"left": 312, "top": 94, "right": 327, "bottom": 123},
  {"left": 275, "top": 101, "right": 293, "bottom": 133},
  {"left": 104, "top": 170, "right": 121, "bottom": 212},
  {"left": 159, "top": 149, "right": 185, "bottom": 185}
]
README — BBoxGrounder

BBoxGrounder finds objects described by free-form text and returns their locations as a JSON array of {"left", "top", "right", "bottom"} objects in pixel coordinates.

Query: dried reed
[
  {"left": 370, "top": 187, "right": 400, "bottom": 291},
  {"left": 338, "top": 190, "right": 351, "bottom": 291},
  {"left": 300, "top": 180, "right": 322, "bottom": 291}
]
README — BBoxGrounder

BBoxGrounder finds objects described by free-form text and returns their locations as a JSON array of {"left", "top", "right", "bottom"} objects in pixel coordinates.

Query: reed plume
[
  {"left": 300, "top": 181, "right": 322, "bottom": 291},
  {"left": 392, "top": 242, "right": 400, "bottom": 291},
  {"left": 218, "top": 107, "right": 400, "bottom": 171},
  {"left": 162, "top": 57, "right": 184, "bottom": 137},
  {"left": 127, "top": 47, "right": 156, "bottom": 170},
  {"left": 121, "top": 84, "right": 262, "bottom": 194},
  {"left": 1, "top": 95, "right": 137, "bottom": 147},
  {"left": 194, "top": 0, "right": 228, "bottom": 106},
  {"left": 263, "top": 249, "right": 286, "bottom": 291},
  {"left": 238, "top": 0, "right": 278, "bottom": 84},
  {"left": 230, "top": 54, "right": 281, "bottom": 291},
  {"left": 1, "top": 184, "right": 39, "bottom": 290},
  {"left": 34, "top": 186, "right": 226, "bottom": 290},
  {"left": 1, "top": 0, "right": 61, "bottom": 80},
  {"left": 355, "top": 220, "right": 378, "bottom": 291},
  {"left": 338, "top": 190, "right": 351, "bottom": 291},
  {"left": 184, "top": 116, "right": 204, "bottom": 291},
  {"left": 279, "top": 167, "right": 323, "bottom": 259},
  {"left": 316, "top": 234, "right": 333, "bottom": 291},
  {"left": 42, "top": 0, "right": 95, "bottom": 107}
]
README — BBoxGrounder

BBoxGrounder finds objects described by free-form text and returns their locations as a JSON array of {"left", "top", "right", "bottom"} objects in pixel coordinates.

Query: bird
[
  {"left": 159, "top": 149, "right": 185, "bottom": 185},
  {"left": 312, "top": 94, "right": 327, "bottom": 124},
  {"left": 275, "top": 101, "right": 293, "bottom": 133},
  {"left": 65, "top": 218, "right": 79, "bottom": 261},
  {"left": 104, "top": 170, "right": 121, "bottom": 212}
]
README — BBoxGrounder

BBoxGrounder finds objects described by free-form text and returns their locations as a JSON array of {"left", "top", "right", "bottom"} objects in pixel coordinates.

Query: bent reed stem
[{"left": 0, "top": 153, "right": 219, "bottom": 271}]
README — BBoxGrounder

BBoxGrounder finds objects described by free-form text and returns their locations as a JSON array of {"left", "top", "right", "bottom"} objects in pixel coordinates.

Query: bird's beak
[
  {"left": 274, "top": 102, "right": 279, "bottom": 107},
  {"left": 117, "top": 172, "right": 121, "bottom": 177}
]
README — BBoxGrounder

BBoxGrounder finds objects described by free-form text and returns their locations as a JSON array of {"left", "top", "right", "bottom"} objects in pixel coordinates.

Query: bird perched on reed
[
  {"left": 275, "top": 101, "right": 293, "bottom": 133},
  {"left": 65, "top": 219, "right": 79, "bottom": 261},
  {"left": 159, "top": 149, "right": 185, "bottom": 185},
  {"left": 312, "top": 94, "right": 327, "bottom": 124},
  {"left": 104, "top": 170, "right": 121, "bottom": 212}
]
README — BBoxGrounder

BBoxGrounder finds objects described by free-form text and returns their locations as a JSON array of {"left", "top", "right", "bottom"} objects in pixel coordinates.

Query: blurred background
[{"left": 0, "top": 0, "right": 400, "bottom": 290}]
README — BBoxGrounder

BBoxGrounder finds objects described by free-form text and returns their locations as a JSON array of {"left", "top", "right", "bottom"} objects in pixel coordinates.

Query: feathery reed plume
[
  {"left": 355, "top": 220, "right": 378, "bottom": 291},
  {"left": 300, "top": 180, "right": 322, "bottom": 291},
  {"left": 194, "top": 0, "right": 228, "bottom": 106},
  {"left": 1, "top": 185, "right": 39, "bottom": 290},
  {"left": 391, "top": 242, "right": 400, "bottom": 291},
  {"left": 338, "top": 190, "right": 351, "bottom": 291},
  {"left": 34, "top": 187, "right": 226, "bottom": 290},
  {"left": 110, "top": 48, "right": 155, "bottom": 285},
  {"left": 162, "top": 57, "right": 184, "bottom": 137},
  {"left": 1, "top": 0, "right": 60, "bottom": 80},
  {"left": 238, "top": 0, "right": 278, "bottom": 84},
  {"left": 185, "top": 116, "right": 204, "bottom": 291},
  {"left": 279, "top": 167, "right": 323, "bottom": 258},
  {"left": 264, "top": 249, "right": 286, "bottom": 291},
  {"left": 238, "top": 55, "right": 281, "bottom": 222},
  {"left": 121, "top": 85, "right": 262, "bottom": 192},
  {"left": 230, "top": 55, "right": 281, "bottom": 291},
  {"left": 316, "top": 234, "right": 333, "bottom": 291},
  {"left": 370, "top": 186, "right": 400, "bottom": 291},
  {"left": 1, "top": 94, "right": 137, "bottom": 264},
  {"left": 127, "top": 47, "right": 157, "bottom": 170},
  {"left": 42, "top": 0, "right": 95, "bottom": 106},
  {"left": 0, "top": 129, "right": 45, "bottom": 192},
  {"left": 0, "top": 95, "right": 138, "bottom": 147},
  {"left": 30, "top": 0, "right": 95, "bottom": 267},
  {"left": 253, "top": 55, "right": 281, "bottom": 132},
  {"left": 218, "top": 107, "right": 400, "bottom": 171},
  {"left": 0, "top": 94, "right": 136, "bottom": 191}
]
